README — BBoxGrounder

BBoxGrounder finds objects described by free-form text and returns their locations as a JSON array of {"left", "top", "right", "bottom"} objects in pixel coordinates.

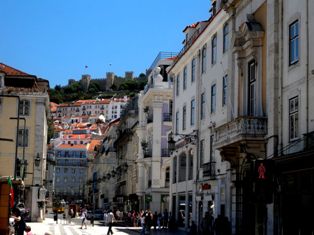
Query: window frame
[
  {"left": 223, "top": 23, "right": 229, "bottom": 53},
  {"left": 176, "top": 74, "right": 180, "bottom": 96},
  {"left": 289, "top": 20, "right": 299, "bottom": 66},
  {"left": 19, "top": 99, "right": 30, "bottom": 116},
  {"left": 201, "top": 92, "right": 205, "bottom": 120},
  {"left": 183, "top": 66, "right": 187, "bottom": 90},
  {"left": 18, "top": 128, "right": 29, "bottom": 147},
  {"left": 191, "top": 58, "right": 196, "bottom": 83},
  {"left": 248, "top": 60, "right": 256, "bottom": 116},
  {"left": 222, "top": 75, "right": 228, "bottom": 106},
  {"left": 211, "top": 84, "right": 217, "bottom": 113},
  {"left": 175, "top": 111, "right": 179, "bottom": 134},
  {"left": 190, "top": 98, "right": 195, "bottom": 126},
  {"left": 211, "top": 34, "right": 217, "bottom": 65},
  {"left": 200, "top": 139, "right": 204, "bottom": 166},
  {"left": 201, "top": 45, "right": 207, "bottom": 73},
  {"left": 289, "top": 96, "right": 299, "bottom": 141},
  {"left": 182, "top": 105, "right": 187, "bottom": 130}
]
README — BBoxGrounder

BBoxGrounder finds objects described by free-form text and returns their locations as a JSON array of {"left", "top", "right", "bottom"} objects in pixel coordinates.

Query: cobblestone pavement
[{"left": 25, "top": 213, "right": 188, "bottom": 235}]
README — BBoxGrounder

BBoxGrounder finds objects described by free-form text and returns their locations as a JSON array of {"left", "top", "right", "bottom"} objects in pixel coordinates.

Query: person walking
[
  {"left": 80, "top": 209, "right": 87, "bottom": 229},
  {"left": 12, "top": 208, "right": 26, "bottom": 235},
  {"left": 107, "top": 209, "right": 115, "bottom": 235}
]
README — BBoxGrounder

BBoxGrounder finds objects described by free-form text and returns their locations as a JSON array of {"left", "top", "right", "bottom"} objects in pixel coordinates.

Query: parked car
[{"left": 87, "top": 209, "right": 104, "bottom": 220}]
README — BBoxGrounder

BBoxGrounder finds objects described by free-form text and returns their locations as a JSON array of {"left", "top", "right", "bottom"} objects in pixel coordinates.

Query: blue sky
[{"left": 1, "top": 0, "right": 211, "bottom": 88}]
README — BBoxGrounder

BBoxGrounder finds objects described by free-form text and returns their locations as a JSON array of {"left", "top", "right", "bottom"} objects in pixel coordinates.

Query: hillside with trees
[{"left": 49, "top": 73, "right": 147, "bottom": 103}]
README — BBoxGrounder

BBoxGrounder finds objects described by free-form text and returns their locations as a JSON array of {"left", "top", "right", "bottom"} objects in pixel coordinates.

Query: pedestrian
[
  {"left": 62, "top": 212, "right": 66, "bottom": 224},
  {"left": 140, "top": 211, "right": 146, "bottom": 235},
  {"left": 12, "top": 208, "right": 26, "bottom": 235},
  {"left": 80, "top": 208, "right": 87, "bottom": 229},
  {"left": 90, "top": 214, "right": 95, "bottom": 227},
  {"left": 214, "top": 214, "right": 231, "bottom": 235},
  {"left": 201, "top": 211, "right": 214, "bottom": 235},
  {"left": 189, "top": 221, "right": 197, "bottom": 235},
  {"left": 162, "top": 209, "right": 169, "bottom": 229},
  {"left": 157, "top": 212, "right": 162, "bottom": 230},
  {"left": 25, "top": 225, "right": 33, "bottom": 235},
  {"left": 153, "top": 211, "right": 158, "bottom": 230},
  {"left": 104, "top": 210, "right": 108, "bottom": 225},
  {"left": 107, "top": 209, "right": 115, "bottom": 235},
  {"left": 53, "top": 212, "right": 58, "bottom": 224}
]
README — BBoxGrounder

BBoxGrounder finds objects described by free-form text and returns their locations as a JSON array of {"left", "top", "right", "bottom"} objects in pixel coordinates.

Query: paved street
[{"left": 26, "top": 213, "right": 188, "bottom": 235}]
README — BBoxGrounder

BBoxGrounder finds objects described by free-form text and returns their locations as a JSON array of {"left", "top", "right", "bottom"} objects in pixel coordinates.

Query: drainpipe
[
  {"left": 195, "top": 48, "right": 202, "bottom": 229},
  {"left": 306, "top": 0, "right": 309, "bottom": 138}
]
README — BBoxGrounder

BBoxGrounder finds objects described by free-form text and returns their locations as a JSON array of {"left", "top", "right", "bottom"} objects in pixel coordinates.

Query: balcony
[
  {"left": 163, "top": 113, "right": 172, "bottom": 122},
  {"left": 161, "top": 148, "right": 170, "bottom": 157},
  {"left": 213, "top": 116, "right": 267, "bottom": 149},
  {"left": 143, "top": 148, "right": 152, "bottom": 158},
  {"left": 202, "top": 162, "right": 216, "bottom": 178}
]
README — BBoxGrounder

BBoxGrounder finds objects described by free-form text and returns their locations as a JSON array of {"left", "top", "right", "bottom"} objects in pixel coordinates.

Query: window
[
  {"left": 183, "top": 66, "right": 187, "bottom": 90},
  {"left": 289, "top": 96, "right": 299, "bottom": 140},
  {"left": 179, "top": 155, "right": 187, "bottom": 182},
  {"left": 176, "top": 111, "right": 179, "bottom": 133},
  {"left": 165, "top": 167, "right": 170, "bottom": 186},
  {"left": 211, "top": 84, "right": 216, "bottom": 113},
  {"left": 222, "top": 75, "right": 228, "bottom": 106},
  {"left": 201, "top": 93, "right": 205, "bottom": 120},
  {"left": 182, "top": 106, "right": 186, "bottom": 130},
  {"left": 19, "top": 100, "right": 30, "bottom": 116},
  {"left": 190, "top": 99, "right": 195, "bottom": 126},
  {"left": 201, "top": 45, "right": 207, "bottom": 73},
  {"left": 176, "top": 74, "right": 180, "bottom": 96},
  {"left": 188, "top": 154, "right": 193, "bottom": 180},
  {"left": 212, "top": 35, "right": 217, "bottom": 65},
  {"left": 18, "top": 129, "right": 28, "bottom": 147},
  {"left": 200, "top": 139, "right": 204, "bottom": 166},
  {"left": 210, "top": 135, "right": 214, "bottom": 162},
  {"left": 173, "top": 156, "right": 177, "bottom": 183},
  {"left": 248, "top": 60, "right": 256, "bottom": 116},
  {"left": 289, "top": 20, "right": 299, "bottom": 65},
  {"left": 191, "top": 58, "right": 196, "bottom": 82},
  {"left": 223, "top": 23, "right": 229, "bottom": 53}
]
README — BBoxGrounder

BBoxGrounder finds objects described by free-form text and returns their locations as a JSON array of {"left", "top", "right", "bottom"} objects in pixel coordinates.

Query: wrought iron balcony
[
  {"left": 163, "top": 113, "right": 172, "bottom": 122},
  {"left": 202, "top": 161, "right": 216, "bottom": 178},
  {"left": 213, "top": 116, "right": 267, "bottom": 149}
]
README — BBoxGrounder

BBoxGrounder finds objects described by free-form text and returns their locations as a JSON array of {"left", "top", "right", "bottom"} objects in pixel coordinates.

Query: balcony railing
[
  {"left": 161, "top": 148, "right": 170, "bottom": 157},
  {"left": 163, "top": 113, "right": 172, "bottom": 122},
  {"left": 202, "top": 162, "right": 216, "bottom": 178},
  {"left": 144, "top": 148, "right": 152, "bottom": 158},
  {"left": 214, "top": 116, "right": 267, "bottom": 148},
  {"left": 147, "top": 113, "right": 153, "bottom": 124}
]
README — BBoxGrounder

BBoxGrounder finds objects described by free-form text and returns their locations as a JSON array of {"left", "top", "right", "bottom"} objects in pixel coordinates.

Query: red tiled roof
[
  {"left": 88, "top": 140, "right": 102, "bottom": 151},
  {"left": 183, "top": 22, "right": 199, "bottom": 32},
  {"left": 50, "top": 102, "right": 58, "bottom": 112},
  {"left": 0, "top": 63, "right": 32, "bottom": 76},
  {"left": 58, "top": 144, "right": 87, "bottom": 149}
]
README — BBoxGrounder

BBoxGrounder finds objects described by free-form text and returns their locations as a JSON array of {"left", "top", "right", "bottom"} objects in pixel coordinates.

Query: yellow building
[{"left": 0, "top": 63, "right": 49, "bottom": 221}]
